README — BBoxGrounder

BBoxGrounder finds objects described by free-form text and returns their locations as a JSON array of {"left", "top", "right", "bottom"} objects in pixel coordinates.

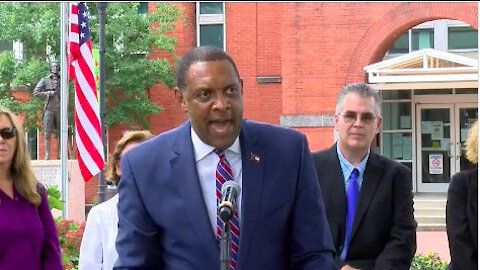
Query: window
[
  {"left": 379, "top": 90, "right": 413, "bottom": 170},
  {"left": 197, "top": 2, "right": 225, "bottom": 49},
  {"left": 385, "top": 19, "right": 478, "bottom": 58},
  {"left": 411, "top": 28, "right": 434, "bottom": 51},
  {"left": 387, "top": 32, "right": 409, "bottom": 54},
  {"left": 137, "top": 2, "right": 148, "bottom": 14},
  {"left": 199, "top": 2, "right": 223, "bottom": 14},
  {"left": 448, "top": 26, "right": 478, "bottom": 50}
]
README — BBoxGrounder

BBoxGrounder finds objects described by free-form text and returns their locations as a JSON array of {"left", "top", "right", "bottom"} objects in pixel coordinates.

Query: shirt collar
[
  {"left": 336, "top": 143, "right": 370, "bottom": 174},
  {"left": 191, "top": 127, "right": 241, "bottom": 161}
]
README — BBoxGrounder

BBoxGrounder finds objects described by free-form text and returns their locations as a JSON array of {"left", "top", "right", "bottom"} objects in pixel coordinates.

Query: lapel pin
[{"left": 250, "top": 152, "right": 260, "bottom": 163}]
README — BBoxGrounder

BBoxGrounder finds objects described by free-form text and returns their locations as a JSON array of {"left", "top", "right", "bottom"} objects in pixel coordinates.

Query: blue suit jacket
[{"left": 114, "top": 119, "right": 336, "bottom": 270}]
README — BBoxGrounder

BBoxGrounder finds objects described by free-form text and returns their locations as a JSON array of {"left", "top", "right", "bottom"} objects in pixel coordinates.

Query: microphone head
[{"left": 221, "top": 180, "right": 241, "bottom": 196}]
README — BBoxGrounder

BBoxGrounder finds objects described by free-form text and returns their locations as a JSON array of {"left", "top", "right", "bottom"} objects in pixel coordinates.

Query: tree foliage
[{"left": 0, "top": 2, "right": 182, "bottom": 131}]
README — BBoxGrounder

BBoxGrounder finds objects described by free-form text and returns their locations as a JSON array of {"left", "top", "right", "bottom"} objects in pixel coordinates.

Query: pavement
[{"left": 416, "top": 230, "right": 450, "bottom": 262}]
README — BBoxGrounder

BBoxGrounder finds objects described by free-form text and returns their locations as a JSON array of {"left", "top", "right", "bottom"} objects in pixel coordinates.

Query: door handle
[
  {"left": 456, "top": 142, "right": 462, "bottom": 160},
  {"left": 447, "top": 142, "right": 453, "bottom": 158}
]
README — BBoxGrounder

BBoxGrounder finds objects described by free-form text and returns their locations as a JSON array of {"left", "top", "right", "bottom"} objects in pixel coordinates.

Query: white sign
[
  {"left": 421, "top": 121, "right": 432, "bottom": 134},
  {"left": 431, "top": 121, "right": 444, "bottom": 140},
  {"left": 429, "top": 154, "right": 443, "bottom": 175}
]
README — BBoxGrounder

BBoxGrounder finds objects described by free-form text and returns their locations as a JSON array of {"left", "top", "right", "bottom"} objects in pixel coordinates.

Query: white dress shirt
[
  {"left": 78, "top": 194, "right": 119, "bottom": 270},
  {"left": 191, "top": 127, "right": 243, "bottom": 234}
]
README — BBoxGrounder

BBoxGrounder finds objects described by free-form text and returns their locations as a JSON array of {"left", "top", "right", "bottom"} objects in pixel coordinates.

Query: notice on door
[{"left": 429, "top": 154, "right": 443, "bottom": 175}]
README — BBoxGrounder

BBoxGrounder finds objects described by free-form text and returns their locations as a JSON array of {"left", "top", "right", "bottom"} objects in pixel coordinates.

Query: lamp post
[{"left": 96, "top": 2, "right": 108, "bottom": 203}]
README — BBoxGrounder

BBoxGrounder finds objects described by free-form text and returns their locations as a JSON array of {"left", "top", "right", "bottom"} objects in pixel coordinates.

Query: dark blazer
[
  {"left": 114, "top": 120, "right": 336, "bottom": 270},
  {"left": 446, "top": 168, "right": 478, "bottom": 270},
  {"left": 312, "top": 144, "right": 416, "bottom": 270}
]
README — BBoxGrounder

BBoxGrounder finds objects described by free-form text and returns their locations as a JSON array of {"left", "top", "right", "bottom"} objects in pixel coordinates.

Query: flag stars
[
  {"left": 82, "top": 11, "right": 87, "bottom": 18},
  {"left": 81, "top": 21, "right": 86, "bottom": 28},
  {"left": 80, "top": 32, "right": 85, "bottom": 39}
]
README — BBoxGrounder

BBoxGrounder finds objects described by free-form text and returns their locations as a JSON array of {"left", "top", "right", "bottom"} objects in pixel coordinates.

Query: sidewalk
[{"left": 416, "top": 231, "right": 450, "bottom": 262}]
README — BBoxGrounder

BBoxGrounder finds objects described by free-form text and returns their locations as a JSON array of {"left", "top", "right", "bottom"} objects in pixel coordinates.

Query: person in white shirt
[{"left": 78, "top": 130, "right": 153, "bottom": 270}]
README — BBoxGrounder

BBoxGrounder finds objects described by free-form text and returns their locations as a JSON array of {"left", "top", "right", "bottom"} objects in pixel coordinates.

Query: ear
[
  {"left": 174, "top": 87, "right": 187, "bottom": 112},
  {"left": 333, "top": 114, "right": 340, "bottom": 131},
  {"left": 375, "top": 117, "right": 382, "bottom": 134},
  {"left": 239, "top": 78, "right": 244, "bottom": 95}
]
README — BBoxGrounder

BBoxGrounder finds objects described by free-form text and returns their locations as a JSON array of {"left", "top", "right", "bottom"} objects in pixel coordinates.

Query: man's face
[
  {"left": 334, "top": 93, "right": 381, "bottom": 155},
  {"left": 50, "top": 63, "right": 59, "bottom": 74},
  {"left": 175, "top": 60, "right": 243, "bottom": 150}
]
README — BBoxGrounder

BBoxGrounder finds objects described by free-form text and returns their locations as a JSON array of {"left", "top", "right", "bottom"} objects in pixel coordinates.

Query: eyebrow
[{"left": 343, "top": 110, "right": 375, "bottom": 114}]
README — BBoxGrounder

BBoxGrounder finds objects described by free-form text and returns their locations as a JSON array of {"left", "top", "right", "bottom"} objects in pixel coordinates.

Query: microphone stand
[{"left": 219, "top": 221, "right": 231, "bottom": 270}]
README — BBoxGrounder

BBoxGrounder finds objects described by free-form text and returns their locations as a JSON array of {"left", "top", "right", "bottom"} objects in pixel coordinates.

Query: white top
[
  {"left": 78, "top": 194, "right": 119, "bottom": 270},
  {"left": 191, "top": 127, "right": 243, "bottom": 234}
]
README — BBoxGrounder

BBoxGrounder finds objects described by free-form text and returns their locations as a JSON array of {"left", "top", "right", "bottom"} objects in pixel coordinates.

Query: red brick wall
[
  {"left": 68, "top": 2, "right": 480, "bottom": 203},
  {"left": 109, "top": 1, "right": 478, "bottom": 155},
  {"left": 278, "top": 2, "right": 477, "bottom": 151}
]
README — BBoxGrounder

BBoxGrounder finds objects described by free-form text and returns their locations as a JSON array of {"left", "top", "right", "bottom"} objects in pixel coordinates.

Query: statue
[{"left": 33, "top": 61, "right": 60, "bottom": 160}]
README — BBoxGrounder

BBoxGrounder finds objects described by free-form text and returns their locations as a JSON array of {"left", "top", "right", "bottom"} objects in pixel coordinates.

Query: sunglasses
[
  {"left": 338, "top": 111, "right": 377, "bottom": 124},
  {"left": 0, "top": 127, "right": 16, "bottom": 140}
]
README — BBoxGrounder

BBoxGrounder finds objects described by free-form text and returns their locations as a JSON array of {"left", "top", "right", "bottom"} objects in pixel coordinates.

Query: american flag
[{"left": 69, "top": 2, "right": 105, "bottom": 182}]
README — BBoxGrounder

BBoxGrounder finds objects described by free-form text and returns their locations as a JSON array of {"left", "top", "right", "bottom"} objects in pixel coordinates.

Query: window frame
[
  {"left": 196, "top": 2, "right": 226, "bottom": 50},
  {"left": 447, "top": 25, "right": 478, "bottom": 52}
]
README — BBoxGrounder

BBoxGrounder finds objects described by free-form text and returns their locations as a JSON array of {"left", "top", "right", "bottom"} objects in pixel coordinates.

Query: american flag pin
[{"left": 250, "top": 153, "right": 260, "bottom": 163}]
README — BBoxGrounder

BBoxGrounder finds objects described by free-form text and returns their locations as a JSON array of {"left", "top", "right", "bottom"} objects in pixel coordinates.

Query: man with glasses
[{"left": 312, "top": 82, "right": 416, "bottom": 270}]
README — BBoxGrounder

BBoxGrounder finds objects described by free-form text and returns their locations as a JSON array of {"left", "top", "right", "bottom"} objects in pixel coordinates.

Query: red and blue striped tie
[{"left": 214, "top": 149, "right": 240, "bottom": 270}]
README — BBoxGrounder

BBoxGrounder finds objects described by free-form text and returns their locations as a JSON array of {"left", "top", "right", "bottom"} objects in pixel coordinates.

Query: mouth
[{"left": 209, "top": 120, "right": 233, "bottom": 135}]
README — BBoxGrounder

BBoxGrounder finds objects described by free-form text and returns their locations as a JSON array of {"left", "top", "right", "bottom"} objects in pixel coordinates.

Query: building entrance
[{"left": 415, "top": 102, "right": 477, "bottom": 192}]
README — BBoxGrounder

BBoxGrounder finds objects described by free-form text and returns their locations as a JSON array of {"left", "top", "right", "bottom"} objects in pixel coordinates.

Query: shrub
[
  {"left": 410, "top": 252, "right": 449, "bottom": 270},
  {"left": 47, "top": 185, "right": 85, "bottom": 270}
]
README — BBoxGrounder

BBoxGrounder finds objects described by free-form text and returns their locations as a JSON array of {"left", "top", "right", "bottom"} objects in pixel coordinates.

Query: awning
[{"left": 364, "top": 48, "right": 478, "bottom": 90}]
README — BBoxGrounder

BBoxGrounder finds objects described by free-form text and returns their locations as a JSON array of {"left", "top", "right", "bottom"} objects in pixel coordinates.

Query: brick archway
[{"left": 346, "top": 2, "right": 478, "bottom": 82}]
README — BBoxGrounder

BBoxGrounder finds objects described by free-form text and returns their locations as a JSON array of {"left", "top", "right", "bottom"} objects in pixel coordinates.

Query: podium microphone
[{"left": 218, "top": 181, "right": 241, "bottom": 223}]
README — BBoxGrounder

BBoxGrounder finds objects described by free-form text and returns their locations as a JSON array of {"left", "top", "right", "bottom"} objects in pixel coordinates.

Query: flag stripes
[{"left": 69, "top": 2, "right": 104, "bottom": 182}]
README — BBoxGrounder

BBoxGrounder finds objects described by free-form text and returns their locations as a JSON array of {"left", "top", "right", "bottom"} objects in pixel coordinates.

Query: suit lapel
[
  {"left": 170, "top": 121, "right": 218, "bottom": 261},
  {"left": 350, "top": 153, "right": 383, "bottom": 240},
  {"left": 236, "top": 121, "right": 265, "bottom": 269},
  {"left": 327, "top": 146, "right": 347, "bottom": 250}
]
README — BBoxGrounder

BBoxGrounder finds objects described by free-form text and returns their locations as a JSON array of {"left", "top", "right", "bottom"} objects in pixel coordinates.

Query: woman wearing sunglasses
[
  {"left": 79, "top": 130, "right": 153, "bottom": 270},
  {"left": 0, "top": 106, "right": 62, "bottom": 269}
]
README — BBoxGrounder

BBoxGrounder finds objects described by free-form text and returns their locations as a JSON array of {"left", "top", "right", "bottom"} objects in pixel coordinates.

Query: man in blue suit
[{"left": 114, "top": 46, "right": 336, "bottom": 269}]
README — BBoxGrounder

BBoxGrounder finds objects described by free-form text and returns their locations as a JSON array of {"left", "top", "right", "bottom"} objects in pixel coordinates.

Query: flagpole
[
  {"left": 60, "top": 2, "right": 69, "bottom": 218},
  {"left": 96, "top": 2, "right": 108, "bottom": 203}
]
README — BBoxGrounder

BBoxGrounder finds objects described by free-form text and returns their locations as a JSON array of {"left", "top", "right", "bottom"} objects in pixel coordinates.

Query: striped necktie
[{"left": 214, "top": 149, "right": 240, "bottom": 270}]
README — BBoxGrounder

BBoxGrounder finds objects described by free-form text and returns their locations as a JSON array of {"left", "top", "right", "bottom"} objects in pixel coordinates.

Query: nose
[
  {"left": 352, "top": 115, "right": 364, "bottom": 127},
  {"left": 212, "top": 93, "right": 230, "bottom": 111}
]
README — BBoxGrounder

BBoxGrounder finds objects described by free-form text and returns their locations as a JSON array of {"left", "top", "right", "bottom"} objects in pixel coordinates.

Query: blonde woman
[
  {"left": 79, "top": 130, "right": 153, "bottom": 270},
  {"left": 446, "top": 120, "right": 478, "bottom": 270},
  {"left": 0, "top": 106, "right": 62, "bottom": 269}
]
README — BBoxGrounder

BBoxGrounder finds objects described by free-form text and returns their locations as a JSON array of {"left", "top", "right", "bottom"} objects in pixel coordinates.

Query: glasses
[
  {"left": 338, "top": 112, "right": 377, "bottom": 124},
  {"left": 0, "top": 127, "right": 16, "bottom": 140}
]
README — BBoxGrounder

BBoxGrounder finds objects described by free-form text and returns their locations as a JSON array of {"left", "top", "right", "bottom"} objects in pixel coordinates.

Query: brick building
[
  {"left": 109, "top": 2, "right": 475, "bottom": 198},
  {"left": 6, "top": 3, "right": 476, "bottom": 203}
]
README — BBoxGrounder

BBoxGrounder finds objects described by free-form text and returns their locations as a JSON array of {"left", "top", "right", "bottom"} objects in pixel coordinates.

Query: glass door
[
  {"left": 455, "top": 104, "right": 478, "bottom": 172},
  {"left": 416, "top": 104, "right": 454, "bottom": 192}
]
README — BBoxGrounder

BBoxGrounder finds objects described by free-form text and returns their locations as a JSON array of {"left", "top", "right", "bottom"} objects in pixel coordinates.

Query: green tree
[{"left": 0, "top": 2, "right": 182, "bottom": 133}]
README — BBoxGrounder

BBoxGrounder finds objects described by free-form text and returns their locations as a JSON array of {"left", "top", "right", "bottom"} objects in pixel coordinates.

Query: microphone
[{"left": 218, "top": 181, "right": 241, "bottom": 223}]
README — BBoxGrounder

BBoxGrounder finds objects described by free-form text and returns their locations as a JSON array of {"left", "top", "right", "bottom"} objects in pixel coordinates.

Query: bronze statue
[{"left": 33, "top": 61, "right": 60, "bottom": 160}]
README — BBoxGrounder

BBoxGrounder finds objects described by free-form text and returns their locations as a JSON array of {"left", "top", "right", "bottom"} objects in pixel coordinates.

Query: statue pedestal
[{"left": 31, "top": 160, "right": 85, "bottom": 223}]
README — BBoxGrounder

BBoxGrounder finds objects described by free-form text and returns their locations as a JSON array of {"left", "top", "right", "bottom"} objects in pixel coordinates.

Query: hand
[
  {"left": 46, "top": 91, "right": 55, "bottom": 97},
  {"left": 340, "top": 265, "right": 360, "bottom": 270}
]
